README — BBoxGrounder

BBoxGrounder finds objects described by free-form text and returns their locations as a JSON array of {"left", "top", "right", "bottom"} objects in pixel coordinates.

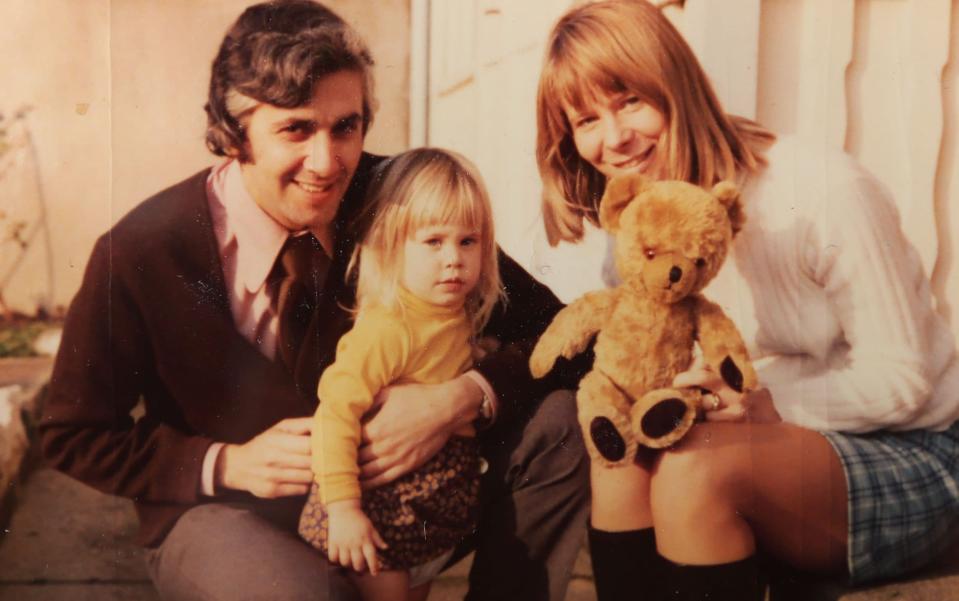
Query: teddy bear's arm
[
  {"left": 691, "top": 295, "right": 758, "bottom": 393},
  {"left": 529, "top": 289, "right": 617, "bottom": 378}
]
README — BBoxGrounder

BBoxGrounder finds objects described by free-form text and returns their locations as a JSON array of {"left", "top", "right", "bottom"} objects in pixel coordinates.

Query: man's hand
[
  {"left": 358, "top": 375, "right": 482, "bottom": 489},
  {"left": 326, "top": 499, "right": 387, "bottom": 575},
  {"left": 215, "top": 417, "right": 314, "bottom": 497}
]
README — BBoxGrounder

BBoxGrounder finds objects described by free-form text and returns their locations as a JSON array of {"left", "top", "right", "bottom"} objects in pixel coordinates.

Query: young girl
[
  {"left": 533, "top": 1, "right": 959, "bottom": 600},
  {"left": 298, "top": 147, "right": 503, "bottom": 601}
]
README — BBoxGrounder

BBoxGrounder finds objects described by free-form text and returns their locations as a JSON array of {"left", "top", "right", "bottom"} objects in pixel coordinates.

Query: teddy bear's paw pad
[
  {"left": 638, "top": 397, "right": 688, "bottom": 441},
  {"left": 720, "top": 356, "right": 744, "bottom": 393},
  {"left": 589, "top": 417, "right": 627, "bottom": 462}
]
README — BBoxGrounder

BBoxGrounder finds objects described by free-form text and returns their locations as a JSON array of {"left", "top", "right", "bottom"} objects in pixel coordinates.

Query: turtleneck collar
[{"left": 397, "top": 285, "right": 467, "bottom": 319}]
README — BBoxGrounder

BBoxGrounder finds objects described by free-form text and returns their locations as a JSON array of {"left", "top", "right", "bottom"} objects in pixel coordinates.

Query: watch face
[{"left": 480, "top": 395, "right": 493, "bottom": 418}]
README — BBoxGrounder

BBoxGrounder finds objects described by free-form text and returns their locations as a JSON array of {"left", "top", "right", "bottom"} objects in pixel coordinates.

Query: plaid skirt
[
  {"left": 823, "top": 419, "right": 959, "bottom": 584},
  {"left": 299, "top": 435, "right": 480, "bottom": 571}
]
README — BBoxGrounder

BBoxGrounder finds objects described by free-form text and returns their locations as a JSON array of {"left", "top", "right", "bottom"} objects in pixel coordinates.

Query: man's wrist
[
  {"left": 201, "top": 442, "right": 226, "bottom": 496},
  {"left": 213, "top": 443, "right": 239, "bottom": 493},
  {"left": 462, "top": 370, "right": 497, "bottom": 430}
]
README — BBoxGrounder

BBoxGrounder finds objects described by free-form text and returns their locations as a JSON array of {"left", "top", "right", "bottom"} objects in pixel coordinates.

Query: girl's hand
[
  {"left": 672, "top": 366, "right": 782, "bottom": 424},
  {"left": 326, "top": 499, "right": 388, "bottom": 575}
]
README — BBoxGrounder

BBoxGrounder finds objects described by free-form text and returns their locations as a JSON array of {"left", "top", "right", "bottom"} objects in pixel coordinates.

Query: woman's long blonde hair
[
  {"left": 352, "top": 148, "right": 504, "bottom": 334},
  {"left": 536, "top": 0, "right": 775, "bottom": 245}
]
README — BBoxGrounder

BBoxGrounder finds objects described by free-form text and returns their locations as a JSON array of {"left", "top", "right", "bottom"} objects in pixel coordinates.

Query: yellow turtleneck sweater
[{"left": 313, "top": 288, "right": 473, "bottom": 504}]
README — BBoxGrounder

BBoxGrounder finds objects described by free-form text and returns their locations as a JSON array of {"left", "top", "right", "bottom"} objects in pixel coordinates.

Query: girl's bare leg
[
  {"left": 651, "top": 422, "right": 847, "bottom": 573},
  {"left": 350, "top": 570, "right": 410, "bottom": 601}
]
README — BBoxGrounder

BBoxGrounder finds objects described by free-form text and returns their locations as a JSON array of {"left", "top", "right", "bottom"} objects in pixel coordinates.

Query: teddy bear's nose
[{"left": 669, "top": 266, "right": 683, "bottom": 283}]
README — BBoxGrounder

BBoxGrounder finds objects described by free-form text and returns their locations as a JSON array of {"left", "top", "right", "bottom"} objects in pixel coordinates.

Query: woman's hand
[
  {"left": 672, "top": 366, "right": 781, "bottom": 424},
  {"left": 357, "top": 375, "right": 482, "bottom": 488},
  {"left": 326, "top": 499, "right": 387, "bottom": 575}
]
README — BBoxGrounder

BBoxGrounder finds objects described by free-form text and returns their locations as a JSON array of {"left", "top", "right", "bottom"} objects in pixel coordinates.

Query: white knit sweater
[{"left": 526, "top": 135, "right": 959, "bottom": 433}]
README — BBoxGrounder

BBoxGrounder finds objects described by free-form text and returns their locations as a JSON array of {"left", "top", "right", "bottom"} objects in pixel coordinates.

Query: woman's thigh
[
  {"left": 651, "top": 422, "right": 848, "bottom": 573},
  {"left": 145, "top": 503, "right": 359, "bottom": 601}
]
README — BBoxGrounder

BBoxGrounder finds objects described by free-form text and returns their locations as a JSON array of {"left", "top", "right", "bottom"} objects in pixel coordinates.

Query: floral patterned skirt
[{"left": 299, "top": 435, "right": 480, "bottom": 571}]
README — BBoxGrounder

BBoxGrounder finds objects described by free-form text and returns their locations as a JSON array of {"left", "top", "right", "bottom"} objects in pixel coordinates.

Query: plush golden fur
[{"left": 530, "top": 174, "right": 756, "bottom": 465}]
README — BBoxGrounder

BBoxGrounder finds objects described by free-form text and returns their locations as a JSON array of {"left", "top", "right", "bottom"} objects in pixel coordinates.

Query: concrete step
[
  {"left": 0, "top": 469, "right": 597, "bottom": 600},
  {"left": 0, "top": 469, "right": 158, "bottom": 601},
  {"left": 768, "top": 546, "right": 959, "bottom": 601},
  {"left": 7, "top": 452, "right": 956, "bottom": 601}
]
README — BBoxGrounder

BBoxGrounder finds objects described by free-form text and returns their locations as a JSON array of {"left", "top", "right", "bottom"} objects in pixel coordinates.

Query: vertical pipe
[{"left": 409, "top": 0, "right": 430, "bottom": 147}]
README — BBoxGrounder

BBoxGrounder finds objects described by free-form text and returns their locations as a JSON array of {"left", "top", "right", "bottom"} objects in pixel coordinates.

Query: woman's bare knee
[
  {"left": 650, "top": 425, "right": 757, "bottom": 563},
  {"left": 590, "top": 459, "right": 653, "bottom": 530}
]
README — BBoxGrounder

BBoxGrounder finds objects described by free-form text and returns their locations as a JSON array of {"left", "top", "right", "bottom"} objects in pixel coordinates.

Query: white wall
[
  {"left": 424, "top": 0, "right": 959, "bottom": 344},
  {"left": 0, "top": 0, "right": 410, "bottom": 314}
]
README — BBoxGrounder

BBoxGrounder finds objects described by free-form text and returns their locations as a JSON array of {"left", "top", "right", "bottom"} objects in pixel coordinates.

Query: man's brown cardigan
[{"left": 39, "top": 153, "right": 575, "bottom": 547}]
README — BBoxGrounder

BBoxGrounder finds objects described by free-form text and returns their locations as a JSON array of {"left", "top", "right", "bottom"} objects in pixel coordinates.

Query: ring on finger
[{"left": 704, "top": 392, "right": 721, "bottom": 411}]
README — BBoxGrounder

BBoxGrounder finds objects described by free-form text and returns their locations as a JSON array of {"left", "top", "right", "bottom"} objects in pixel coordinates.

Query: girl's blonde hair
[
  {"left": 353, "top": 148, "right": 504, "bottom": 334},
  {"left": 536, "top": 0, "right": 775, "bottom": 245}
]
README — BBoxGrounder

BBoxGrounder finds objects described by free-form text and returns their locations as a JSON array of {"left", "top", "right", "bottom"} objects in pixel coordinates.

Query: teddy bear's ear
[
  {"left": 711, "top": 180, "right": 745, "bottom": 236},
  {"left": 599, "top": 174, "right": 648, "bottom": 232}
]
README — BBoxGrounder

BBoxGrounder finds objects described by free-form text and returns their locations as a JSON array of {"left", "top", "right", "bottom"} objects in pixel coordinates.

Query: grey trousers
[{"left": 145, "top": 389, "right": 589, "bottom": 601}]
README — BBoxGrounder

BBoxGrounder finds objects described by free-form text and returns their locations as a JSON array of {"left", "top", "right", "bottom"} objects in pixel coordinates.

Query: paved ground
[
  {"left": 0, "top": 355, "right": 599, "bottom": 600},
  {"left": 0, "top": 468, "right": 597, "bottom": 601},
  {"left": 4, "top": 357, "right": 958, "bottom": 601},
  {"left": 0, "top": 357, "right": 53, "bottom": 389}
]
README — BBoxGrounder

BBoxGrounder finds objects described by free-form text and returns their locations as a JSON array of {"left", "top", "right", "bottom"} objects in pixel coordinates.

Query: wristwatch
[{"left": 475, "top": 388, "right": 494, "bottom": 430}]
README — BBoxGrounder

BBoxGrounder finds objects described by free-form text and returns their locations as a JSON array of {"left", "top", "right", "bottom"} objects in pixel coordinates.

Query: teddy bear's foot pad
[
  {"left": 720, "top": 356, "right": 744, "bottom": 392},
  {"left": 590, "top": 417, "right": 628, "bottom": 462},
  {"left": 638, "top": 398, "right": 688, "bottom": 440}
]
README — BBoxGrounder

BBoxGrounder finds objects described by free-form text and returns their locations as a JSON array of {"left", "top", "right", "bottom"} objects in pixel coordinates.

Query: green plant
[{"left": 0, "top": 322, "right": 43, "bottom": 358}]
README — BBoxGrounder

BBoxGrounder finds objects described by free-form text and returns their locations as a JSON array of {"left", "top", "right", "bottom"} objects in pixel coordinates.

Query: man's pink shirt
[{"left": 200, "top": 159, "right": 289, "bottom": 495}]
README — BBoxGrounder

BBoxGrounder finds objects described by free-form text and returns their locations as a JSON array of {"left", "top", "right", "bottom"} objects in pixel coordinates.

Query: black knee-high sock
[
  {"left": 588, "top": 526, "right": 670, "bottom": 601},
  {"left": 666, "top": 556, "right": 763, "bottom": 601}
]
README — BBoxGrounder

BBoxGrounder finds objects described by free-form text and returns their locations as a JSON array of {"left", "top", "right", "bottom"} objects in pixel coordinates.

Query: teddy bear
[{"left": 529, "top": 173, "right": 757, "bottom": 466}]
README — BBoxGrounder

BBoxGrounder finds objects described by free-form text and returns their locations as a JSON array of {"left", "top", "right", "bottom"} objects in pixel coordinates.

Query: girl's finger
[
  {"left": 362, "top": 543, "right": 379, "bottom": 576},
  {"left": 350, "top": 547, "right": 366, "bottom": 573},
  {"left": 373, "top": 528, "right": 388, "bottom": 550}
]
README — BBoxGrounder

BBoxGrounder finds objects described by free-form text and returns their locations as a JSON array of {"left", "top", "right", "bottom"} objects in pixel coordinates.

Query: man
[{"left": 39, "top": 2, "right": 588, "bottom": 599}]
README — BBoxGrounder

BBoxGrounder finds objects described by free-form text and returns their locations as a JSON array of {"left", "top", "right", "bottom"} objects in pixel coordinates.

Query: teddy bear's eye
[
  {"left": 644, "top": 249, "right": 656, "bottom": 260},
  {"left": 695, "top": 258, "right": 707, "bottom": 268}
]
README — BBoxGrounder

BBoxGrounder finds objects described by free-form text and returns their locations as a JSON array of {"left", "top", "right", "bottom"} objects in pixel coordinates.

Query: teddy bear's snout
[
  {"left": 641, "top": 252, "right": 697, "bottom": 302},
  {"left": 668, "top": 266, "right": 683, "bottom": 284}
]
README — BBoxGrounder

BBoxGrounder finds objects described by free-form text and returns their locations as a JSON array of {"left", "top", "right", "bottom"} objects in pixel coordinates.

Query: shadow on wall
[{"left": 0, "top": 106, "right": 57, "bottom": 320}]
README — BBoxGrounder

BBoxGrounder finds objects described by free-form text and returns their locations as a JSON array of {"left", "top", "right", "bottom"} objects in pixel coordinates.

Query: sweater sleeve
[
  {"left": 314, "top": 311, "right": 407, "bottom": 503},
  {"left": 765, "top": 167, "right": 943, "bottom": 432},
  {"left": 38, "top": 235, "right": 214, "bottom": 505}
]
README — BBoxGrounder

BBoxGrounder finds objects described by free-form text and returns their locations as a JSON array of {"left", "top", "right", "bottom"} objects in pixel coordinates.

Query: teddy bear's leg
[
  {"left": 694, "top": 298, "right": 758, "bottom": 393},
  {"left": 576, "top": 370, "right": 638, "bottom": 466},
  {"left": 630, "top": 387, "right": 700, "bottom": 449}
]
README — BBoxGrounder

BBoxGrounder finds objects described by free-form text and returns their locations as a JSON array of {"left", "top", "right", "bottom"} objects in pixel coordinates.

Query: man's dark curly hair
[{"left": 204, "top": 0, "right": 376, "bottom": 160}]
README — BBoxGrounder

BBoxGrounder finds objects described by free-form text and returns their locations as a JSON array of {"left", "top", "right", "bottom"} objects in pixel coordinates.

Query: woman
[{"left": 533, "top": 1, "right": 959, "bottom": 600}]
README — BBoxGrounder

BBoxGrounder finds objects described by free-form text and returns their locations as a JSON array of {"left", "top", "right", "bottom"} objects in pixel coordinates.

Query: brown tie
[{"left": 272, "top": 234, "right": 329, "bottom": 372}]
